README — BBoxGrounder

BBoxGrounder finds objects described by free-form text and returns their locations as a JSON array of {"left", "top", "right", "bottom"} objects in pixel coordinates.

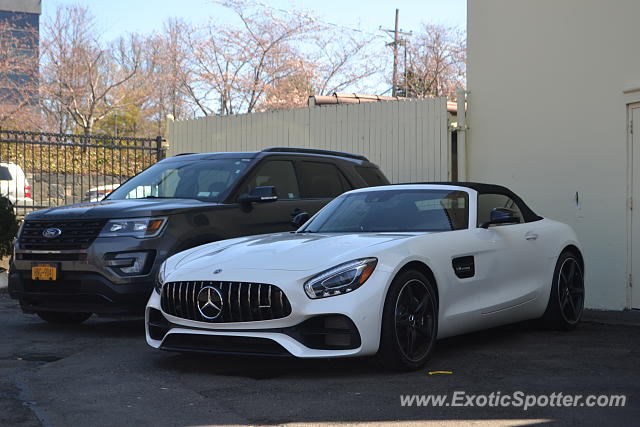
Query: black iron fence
[{"left": 0, "top": 130, "right": 165, "bottom": 215}]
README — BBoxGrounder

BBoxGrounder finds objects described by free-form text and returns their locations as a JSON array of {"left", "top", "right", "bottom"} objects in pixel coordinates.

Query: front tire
[
  {"left": 36, "top": 311, "right": 92, "bottom": 324},
  {"left": 377, "top": 269, "right": 438, "bottom": 371},
  {"left": 541, "top": 251, "right": 585, "bottom": 330}
]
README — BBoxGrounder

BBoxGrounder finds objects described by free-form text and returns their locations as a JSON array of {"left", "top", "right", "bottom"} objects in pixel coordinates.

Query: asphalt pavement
[{"left": 0, "top": 293, "right": 638, "bottom": 427}]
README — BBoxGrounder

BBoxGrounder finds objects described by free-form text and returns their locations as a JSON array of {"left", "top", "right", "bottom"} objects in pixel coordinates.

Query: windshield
[
  {"left": 301, "top": 189, "right": 469, "bottom": 233},
  {"left": 107, "top": 158, "right": 251, "bottom": 201}
]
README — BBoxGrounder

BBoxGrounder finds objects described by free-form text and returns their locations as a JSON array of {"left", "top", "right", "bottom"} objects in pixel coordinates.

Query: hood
[
  {"left": 168, "top": 232, "right": 419, "bottom": 274},
  {"left": 24, "top": 198, "right": 220, "bottom": 220}
]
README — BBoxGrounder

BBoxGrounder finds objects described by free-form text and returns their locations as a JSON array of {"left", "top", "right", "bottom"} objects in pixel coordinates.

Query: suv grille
[
  {"left": 19, "top": 220, "right": 107, "bottom": 250},
  {"left": 161, "top": 281, "right": 292, "bottom": 323}
]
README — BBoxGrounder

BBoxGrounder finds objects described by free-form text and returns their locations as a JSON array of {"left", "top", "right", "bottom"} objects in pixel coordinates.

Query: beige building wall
[{"left": 467, "top": 0, "right": 640, "bottom": 309}]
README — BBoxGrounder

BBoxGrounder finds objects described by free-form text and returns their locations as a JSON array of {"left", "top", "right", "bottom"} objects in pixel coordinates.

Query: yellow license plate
[{"left": 31, "top": 264, "right": 58, "bottom": 281}]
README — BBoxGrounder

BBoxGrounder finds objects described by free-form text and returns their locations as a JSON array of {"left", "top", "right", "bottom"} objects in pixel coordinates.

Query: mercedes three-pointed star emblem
[{"left": 196, "top": 286, "right": 223, "bottom": 320}]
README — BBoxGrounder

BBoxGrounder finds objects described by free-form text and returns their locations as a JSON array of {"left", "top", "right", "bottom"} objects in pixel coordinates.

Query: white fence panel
[{"left": 167, "top": 98, "right": 450, "bottom": 183}]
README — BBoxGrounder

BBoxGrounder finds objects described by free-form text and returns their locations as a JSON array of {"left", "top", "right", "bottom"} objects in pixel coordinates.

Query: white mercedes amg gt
[{"left": 146, "top": 183, "right": 584, "bottom": 370}]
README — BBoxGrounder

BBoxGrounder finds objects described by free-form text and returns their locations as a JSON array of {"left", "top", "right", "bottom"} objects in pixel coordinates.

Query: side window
[
  {"left": 0, "top": 166, "right": 12, "bottom": 180},
  {"left": 477, "top": 193, "right": 524, "bottom": 227},
  {"left": 297, "top": 161, "right": 351, "bottom": 198},
  {"left": 355, "top": 166, "right": 389, "bottom": 186},
  {"left": 248, "top": 160, "right": 299, "bottom": 199}
]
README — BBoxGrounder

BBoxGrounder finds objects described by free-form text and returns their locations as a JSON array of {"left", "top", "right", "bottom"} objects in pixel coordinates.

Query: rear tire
[
  {"left": 541, "top": 251, "right": 584, "bottom": 330},
  {"left": 377, "top": 269, "right": 438, "bottom": 371},
  {"left": 36, "top": 311, "right": 92, "bottom": 324}
]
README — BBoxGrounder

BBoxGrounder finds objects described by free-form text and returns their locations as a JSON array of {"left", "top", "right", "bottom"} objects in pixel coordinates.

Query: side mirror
[
  {"left": 480, "top": 208, "right": 520, "bottom": 229},
  {"left": 291, "top": 211, "right": 310, "bottom": 228},
  {"left": 238, "top": 186, "right": 278, "bottom": 204}
]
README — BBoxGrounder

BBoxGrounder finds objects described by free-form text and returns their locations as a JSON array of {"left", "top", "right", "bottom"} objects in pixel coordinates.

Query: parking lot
[{"left": 0, "top": 293, "right": 637, "bottom": 427}]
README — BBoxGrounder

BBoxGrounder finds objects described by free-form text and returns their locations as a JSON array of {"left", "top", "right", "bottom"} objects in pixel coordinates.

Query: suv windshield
[
  {"left": 301, "top": 189, "right": 469, "bottom": 233},
  {"left": 108, "top": 158, "right": 251, "bottom": 201}
]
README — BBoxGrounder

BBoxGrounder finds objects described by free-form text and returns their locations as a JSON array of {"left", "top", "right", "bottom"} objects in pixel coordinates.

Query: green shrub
[{"left": 0, "top": 196, "right": 19, "bottom": 258}]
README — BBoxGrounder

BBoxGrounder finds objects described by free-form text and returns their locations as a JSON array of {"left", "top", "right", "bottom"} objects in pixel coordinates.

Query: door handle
[{"left": 524, "top": 232, "right": 539, "bottom": 241}]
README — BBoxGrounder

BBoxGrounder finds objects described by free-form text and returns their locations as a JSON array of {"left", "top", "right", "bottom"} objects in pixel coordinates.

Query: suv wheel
[{"left": 36, "top": 311, "right": 92, "bottom": 324}]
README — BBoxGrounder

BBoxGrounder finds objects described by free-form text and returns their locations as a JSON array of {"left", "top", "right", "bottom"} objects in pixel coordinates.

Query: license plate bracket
[{"left": 31, "top": 263, "right": 59, "bottom": 281}]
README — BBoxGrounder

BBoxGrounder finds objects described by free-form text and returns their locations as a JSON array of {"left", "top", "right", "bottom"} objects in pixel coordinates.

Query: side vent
[{"left": 452, "top": 256, "right": 475, "bottom": 279}]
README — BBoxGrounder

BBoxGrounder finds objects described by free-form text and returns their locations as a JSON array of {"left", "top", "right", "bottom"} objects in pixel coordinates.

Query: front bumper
[
  {"left": 145, "top": 269, "right": 392, "bottom": 358},
  {"left": 9, "top": 270, "right": 153, "bottom": 315},
  {"left": 9, "top": 234, "right": 172, "bottom": 315}
]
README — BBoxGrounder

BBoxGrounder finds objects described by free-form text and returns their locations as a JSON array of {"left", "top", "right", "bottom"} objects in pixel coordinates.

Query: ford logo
[{"left": 42, "top": 228, "right": 62, "bottom": 239}]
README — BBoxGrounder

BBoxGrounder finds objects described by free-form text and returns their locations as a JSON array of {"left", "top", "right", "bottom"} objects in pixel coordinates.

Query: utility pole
[
  {"left": 391, "top": 9, "right": 399, "bottom": 97},
  {"left": 380, "top": 9, "right": 412, "bottom": 97}
]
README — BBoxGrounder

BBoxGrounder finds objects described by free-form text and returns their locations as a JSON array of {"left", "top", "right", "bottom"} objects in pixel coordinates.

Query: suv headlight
[
  {"left": 155, "top": 260, "right": 167, "bottom": 294},
  {"left": 99, "top": 217, "right": 167, "bottom": 238},
  {"left": 304, "top": 258, "right": 377, "bottom": 299}
]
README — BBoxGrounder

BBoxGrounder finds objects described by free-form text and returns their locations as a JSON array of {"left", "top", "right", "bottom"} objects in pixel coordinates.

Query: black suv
[{"left": 8, "top": 148, "right": 389, "bottom": 323}]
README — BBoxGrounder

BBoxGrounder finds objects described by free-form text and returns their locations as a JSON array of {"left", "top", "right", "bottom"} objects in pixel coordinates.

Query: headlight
[
  {"left": 304, "top": 258, "right": 377, "bottom": 299},
  {"left": 155, "top": 260, "right": 167, "bottom": 294},
  {"left": 99, "top": 217, "right": 167, "bottom": 238}
]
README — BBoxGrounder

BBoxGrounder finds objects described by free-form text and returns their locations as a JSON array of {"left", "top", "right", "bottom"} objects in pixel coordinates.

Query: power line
[{"left": 212, "top": 0, "right": 387, "bottom": 40}]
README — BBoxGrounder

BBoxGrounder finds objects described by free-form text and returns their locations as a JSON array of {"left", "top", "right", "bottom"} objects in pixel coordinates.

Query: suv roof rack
[{"left": 261, "top": 147, "right": 368, "bottom": 162}]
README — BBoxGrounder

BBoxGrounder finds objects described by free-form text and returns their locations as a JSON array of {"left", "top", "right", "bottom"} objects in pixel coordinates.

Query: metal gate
[{"left": 0, "top": 130, "right": 165, "bottom": 215}]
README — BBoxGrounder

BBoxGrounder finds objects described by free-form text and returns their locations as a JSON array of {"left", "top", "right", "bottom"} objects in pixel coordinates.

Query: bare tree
[
  {"left": 256, "top": 58, "right": 314, "bottom": 111},
  {"left": 40, "top": 5, "right": 143, "bottom": 135},
  {"left": 310, "top": 31, "right": 380, "bottom": 96},
  {"left": 184, "top": 0, "right": 380, "bottom": 115},
  {"left": 143, "top": 19, "right": 195, "bottom": 134},
  {"left": 184, "top": 0, "right": 318, "bottom": 115},
  {"left": 399, "top": 24, "right": 466, "bottom": 99}
]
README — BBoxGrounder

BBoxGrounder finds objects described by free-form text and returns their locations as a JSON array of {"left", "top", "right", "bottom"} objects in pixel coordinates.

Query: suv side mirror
[
  {"left": 238, "top": 186, "right": 278, "bottom": 204},
  {"left": 480, "top": 208, "right": 520, "bottom": 229},
  {"left": 291, "top": 211, "right": 310, "bottom": 228}
]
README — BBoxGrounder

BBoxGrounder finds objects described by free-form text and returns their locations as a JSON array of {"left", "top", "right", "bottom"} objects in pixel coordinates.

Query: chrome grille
[
  {"left": 160, "top": 281, "right": 292, "bottom": 323},
  {"left": 19, "top": 220, "right": 107, "bottom": 249}
]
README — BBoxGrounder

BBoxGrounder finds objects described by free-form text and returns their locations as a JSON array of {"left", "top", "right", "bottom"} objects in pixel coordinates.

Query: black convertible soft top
[{"left": 397, "top": 181, "right": 543, "bottom": 223}]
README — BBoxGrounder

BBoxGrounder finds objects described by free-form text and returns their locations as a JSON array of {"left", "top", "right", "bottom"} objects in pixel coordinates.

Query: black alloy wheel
[
  {"left": 557, "top": 257, "right": 585, "bottom": 325},
  {"left": 378, "top": 269, "right": 438, "bottom": 370},
  {"left": 541, "top": 251, "right": 585, "bottom": 330},
  {"left": 394, "top": 279, "right": 437, "bottom": 362}
]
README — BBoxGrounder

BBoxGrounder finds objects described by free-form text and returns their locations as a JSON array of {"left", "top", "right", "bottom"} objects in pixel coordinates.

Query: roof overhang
[{"left": 308, "top": 92, "right": 459, "bottom": 114}]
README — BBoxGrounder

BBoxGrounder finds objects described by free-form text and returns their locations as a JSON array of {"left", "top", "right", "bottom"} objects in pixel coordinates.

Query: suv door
[
  {"left": 228, "top": 158, "right": 354, "bottom": 236},
  {"left": 230, "top": 159, "right": 305, "bottom": 236},
  {"left": 294, "top": 159, "right": 352, "bottom": 219}
]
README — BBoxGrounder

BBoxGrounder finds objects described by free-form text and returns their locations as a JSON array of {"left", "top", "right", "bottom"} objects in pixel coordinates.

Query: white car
[
  {"left": 0, "top": 162, "right": 34, "bottom": 210},
  {"left": 146, "top": 183, "right": 584, "bottom": 370},
  {"left": 83, "top": 184, "right": 120, "bottom": 202}
]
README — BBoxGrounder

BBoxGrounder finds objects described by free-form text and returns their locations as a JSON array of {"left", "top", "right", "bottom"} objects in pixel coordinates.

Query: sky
[{"left": 42, "top": 0, "right": 467, "bottom": 41}]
